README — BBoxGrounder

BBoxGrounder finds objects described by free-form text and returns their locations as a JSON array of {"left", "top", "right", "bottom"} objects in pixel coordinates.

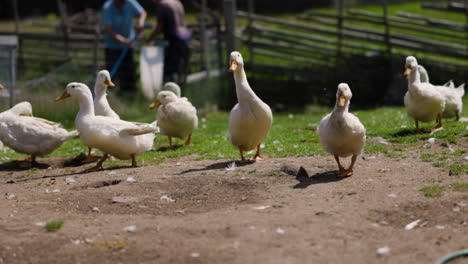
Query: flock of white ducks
[
  {"left": 404, "top": 56, "right": 464, "bottom": 133},
  {"left": 0, "top": 52, "right": 464, "bottom": 177}
]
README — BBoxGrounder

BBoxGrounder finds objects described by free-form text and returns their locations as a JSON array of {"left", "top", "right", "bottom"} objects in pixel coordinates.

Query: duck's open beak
[
  {"left": 149, "top": 100, "right": 161, "bottom": 109},
  {"left": 0, "top": 84, "right": 4, "bottom": 89},
  {"left": 104, "top": 77, "right": 115, "bottom": 87},
  {"left": 403, "top": 67, "right": 412, "bottom": 78},
  {"left": 337, "top": 95, "right": 346, "bottom": 107},
  {"left": 55, "top": 91, "right": 71, "bottom": 101},
  {"left": 228, "top": 60, "right": 238, "bottom": 72}
]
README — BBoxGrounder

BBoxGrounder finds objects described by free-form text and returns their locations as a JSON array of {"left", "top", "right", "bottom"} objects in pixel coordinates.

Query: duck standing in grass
[
  {"left": 228, "top": 51, "right": 273, "bottom": 162},
  {"left": 82, "top": 70, "right": 119, "bottom": 163},
  {"left": 149, "top": 90, "right": 198, "bottom": 148},
  {"left": 417, "top": 64, "right": 465, "bottom": 121},
  {"left": 0, "top": 101, "right": 78, "bottom": 166},
  {"left": 403, "top": 56, "right": 445, "bottom": 133},
  {"left": 56, "top": 82, "right": 159, "bottom": 171},
  {"left": 318, "top": 83, "right": 366, "bottom": 177}
]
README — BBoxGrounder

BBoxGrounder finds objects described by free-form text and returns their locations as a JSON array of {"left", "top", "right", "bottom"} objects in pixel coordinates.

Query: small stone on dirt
[
  {"left": 387, "top": 193, "right": 397, "bottom": 198},
  {"left": 240, "top": 196, "right": 248, "bottom": 202},
  {"left": 377, "top": 247, "right": 390, "bottom": 256},
  {"left": 91, "top": 207, "right": 100, "bottom": 212},
  {"left": 65, "top": 178, "right": 76, "bottom": 184},
  {"left": 191, "top": 252, "right": 200, "bottom": 258},
  {"left": 435, "top": 225, "right": 446, "bottom": 230},
  {"left": 253, "top": 205, "right": 270, "bottom": 210},
  {"left": 126, "top": 177, "right": 137, "bottom": 183},
  {"left": 5, "top": 193, "right": 15, "bottom": 200},
  {"left": 123, "top": 225, "right": 136, "bottom": 232},
  {"left": 160, "top": 195, "right": 175, "bottom": 202},
  {"left": 404, "top": 219, "right": 422, "bottom": 230},
  {"left": 276, "top": 228, "right": 285, "bottom": 235}
]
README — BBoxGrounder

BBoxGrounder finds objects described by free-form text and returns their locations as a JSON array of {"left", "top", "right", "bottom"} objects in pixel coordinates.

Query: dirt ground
[{"left": 0, "top": 147, "right": 467, "bottom": 264}]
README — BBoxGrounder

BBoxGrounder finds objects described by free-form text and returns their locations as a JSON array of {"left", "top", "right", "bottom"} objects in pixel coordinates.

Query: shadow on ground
[{"left": 179, "top": 160, "right": 253, "bottom": 174}]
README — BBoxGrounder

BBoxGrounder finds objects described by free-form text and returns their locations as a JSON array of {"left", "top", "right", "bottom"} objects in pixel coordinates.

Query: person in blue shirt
[{"left": 102, "top": 0, "right": 147, "bottom": 93}]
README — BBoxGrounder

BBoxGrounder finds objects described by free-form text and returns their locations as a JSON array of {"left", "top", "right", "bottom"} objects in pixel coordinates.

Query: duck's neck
[
  {"left": 94, "top": 84, "right": 108, "bottom": 100},
  {"left": 332, "top": 103, "right": 349, "bottom": 116},
  {"left": 77, "top": 91, "right": 95, "bottom": 119},
  {"left": 408, "top": 67, "right": 421, "bottom": 88},
  {"left": 233, "top": 67, "right": 257, "bottom": 103}
]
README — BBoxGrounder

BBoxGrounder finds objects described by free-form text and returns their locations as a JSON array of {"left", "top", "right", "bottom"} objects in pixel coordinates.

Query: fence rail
[
  {"left": 0, "top": 18, "right": 224, "bottom": 83},
  {"left": 237, "top": 6, "right": 468, "bottom": 71}
]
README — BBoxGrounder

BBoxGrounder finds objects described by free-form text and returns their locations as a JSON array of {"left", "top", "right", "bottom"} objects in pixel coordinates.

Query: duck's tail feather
[
  {"left": 456, "top": 83, "right": 465, "bottom": 97},
  {"left": 121, "top": 125, "right": 159, "bottom": 136},
  {"left": 65, "top": 130, "right": 79, "bottom": 140}
]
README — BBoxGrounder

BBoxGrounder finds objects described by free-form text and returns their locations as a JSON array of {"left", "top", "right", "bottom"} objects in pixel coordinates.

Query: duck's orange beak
[
  {"left": 149, "top": 100, "right": 161, "bottom": 109},
  {"left": 104, "top": 77, "right": 115, "bottom": 87},
  {"left": 55, "top": 91, "right": 71, "bottom": 101},
  {"left": 403, "top": 67, "right": 412, "bottom": 78},
  {"left": 228, "top": 60, "right": 238, "bottom": 72}
]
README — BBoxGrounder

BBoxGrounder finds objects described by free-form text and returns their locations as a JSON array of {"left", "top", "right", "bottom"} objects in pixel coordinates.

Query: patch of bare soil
[{"left": 0, "top": 151, "right": 467, "bottom": 264}]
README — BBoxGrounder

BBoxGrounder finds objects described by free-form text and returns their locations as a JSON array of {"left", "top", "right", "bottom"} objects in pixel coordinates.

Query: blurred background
[{"left": 0, "top": 0, "right": 466, "bottom": 126}]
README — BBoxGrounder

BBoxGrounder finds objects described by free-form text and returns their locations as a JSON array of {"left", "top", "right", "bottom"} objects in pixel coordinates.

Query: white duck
[
  {"left": 55, "top": 82, "right": 159, "bottom": 171},
  {"left": 0, "top": 101, "right": 78, "bottom": 165},
  {"left": 318, "top": 83, "right": 366, "bottom": 177},
  {"left": 162, "top": 82, "right": 182, "bottom": 98},
  {"left": 228, "top": 51, "right": 273, "bottom": 162},
  {"left": 149, "top": 90, "right": 198, "bottom": 148},
  {"left": 81, "top": 70, "right": 120, "bottom": 163},
  {"left": 404, "top": 56, "right": 445, "bottom": 133},
  {"left": 94, "top": 70, "right": 119, "bottom": 119},
  {"left": 417, "top": 64, "right": 465, "bottom": 120}
]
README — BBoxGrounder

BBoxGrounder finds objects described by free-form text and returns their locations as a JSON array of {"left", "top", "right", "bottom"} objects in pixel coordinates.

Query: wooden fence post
[
  {"left": 382, "top": 0, "right": 392, "bottom": 56},
  {"left": 247, "top": 0, "right": 254, "bottom": 65},
  {"left": 223, "top": 0, "right": 236, "bottom": 61},
  {"left": 93, "top": 25, "right": 100, "bottom": 74},
  {"left": 336, "top": 0, "right": 344, "bottom": 58},
  {"left": 200, "top": 0, "right": 210, "bottom": 77},
  {"left": 56, "top": 0, "right": 71, "bottom": 58}
]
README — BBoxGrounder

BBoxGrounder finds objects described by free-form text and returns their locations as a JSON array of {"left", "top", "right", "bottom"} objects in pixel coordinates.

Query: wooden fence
[
  {"left": 234, "top": 3, "right": 468, "bottom": 107},
  {"left": 0, "top": 18, "right": 224, "bottom": 84}
]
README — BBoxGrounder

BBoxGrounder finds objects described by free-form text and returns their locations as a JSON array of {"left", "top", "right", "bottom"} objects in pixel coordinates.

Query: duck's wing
[
  {"left": 120, "top": 125, "right": 159, "bottom": 136},
  {"left": 31, "top": 116, "right": 61, "bottom": 127}
]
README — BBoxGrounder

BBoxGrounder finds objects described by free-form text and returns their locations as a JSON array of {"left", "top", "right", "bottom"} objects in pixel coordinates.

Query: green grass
[
  {"left": 1, "top": 94, "right": 466, "bottom": 174},
  {"left": 420, "top": 185, "right": 445, "bottom": 197},
  {"left": 450, "top": 182, "right": 468, "bottom": 192},
  {"left": 44, "top": 221, "right": 63, "bottom": 232}
]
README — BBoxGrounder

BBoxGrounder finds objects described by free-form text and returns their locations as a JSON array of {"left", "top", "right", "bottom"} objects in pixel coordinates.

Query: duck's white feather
[
  {"left": 228, "top": 52, "right": 272, "bottom": 151},
  {"left": 67, "top": 83, "right": 158, "bottom": 160},
  {"left": 318, "top": 84, "right": 365, "bottom": 158},
  {"left": 404, "top": 57, "right": 445, "bottom": 123},
  {"left": 0, "top": 102, "right": 78, "bottom": 156},
  {"left": 417, "top": 64, "right": 464, "bottom": 119},
  {"left": 156, "top": 92, "right": 198, "bottom": 139},
  {"left": 94, "top": 70, "right": 120, "bottom": 120}
]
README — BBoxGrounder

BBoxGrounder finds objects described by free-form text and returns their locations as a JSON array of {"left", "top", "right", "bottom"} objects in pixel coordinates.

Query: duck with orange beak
[
  {"left": 80, "top": 70, "right": 119, "bottom": 163},
  {"left": 318, "top": 83, "right": 366, "bottom": 177},
  {"left": 403, "top": 56, "right": 445, "bottom": 133},
  {"left": 227, "top": 51, "right": 273, "bottom": 162}
]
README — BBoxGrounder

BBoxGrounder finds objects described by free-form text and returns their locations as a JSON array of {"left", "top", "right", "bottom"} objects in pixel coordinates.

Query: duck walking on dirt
[
  {"left": 317, "top": 83, "right": 366, "bottom": 177},
  {"left": 227, "top": 51, "right": 273, "bottom": 163},
  {"left": 56, "top": 82, "right": 159, "bottom": 171}
]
